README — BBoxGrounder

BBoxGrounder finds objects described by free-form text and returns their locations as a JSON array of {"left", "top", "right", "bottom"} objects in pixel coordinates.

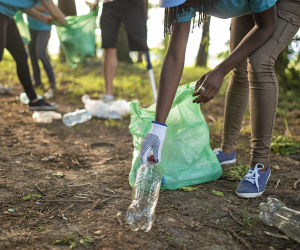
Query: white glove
[{"left": 140, "top": 121, "right": 167, "bottom": 164}]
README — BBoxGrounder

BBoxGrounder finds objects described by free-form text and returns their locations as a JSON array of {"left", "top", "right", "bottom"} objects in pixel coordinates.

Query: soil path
[{"left": 0, "top": 85, "right": 300, "bottom": 250}]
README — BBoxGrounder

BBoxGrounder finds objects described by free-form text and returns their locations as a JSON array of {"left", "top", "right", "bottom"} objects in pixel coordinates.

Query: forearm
[
  {"left": 217, "top": 25, "right": 275, "bottom": 75},
  {"left": 155, "top": 52, "right": 185, "bottom": 123},
  {"left": 22, "top": 9, "right": 47, "bottom": 22},
  {"left": 41, "top": 1, "right": 67, "bottom": 25},
  {"left": 155, "top": 21, "right": 190, "bottom": 124},
  {"left": 217, "top": 6, "right": 276, "bottom": 75},
  {"left": 33, "top": 5, "right": 47, "bottom": 13}
]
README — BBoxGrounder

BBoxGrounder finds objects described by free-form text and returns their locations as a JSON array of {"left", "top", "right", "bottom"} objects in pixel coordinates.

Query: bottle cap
[{"left": 148, "top": 155, "right": 156, "bottom": 163}]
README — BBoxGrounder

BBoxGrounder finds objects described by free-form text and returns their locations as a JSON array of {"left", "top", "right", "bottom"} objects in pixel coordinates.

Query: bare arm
[
  {"left": 193, "top": 5, "right": 277, "bottom": 103},
  {"left": 41, "top": 0, "right": 67, "bottom": 25},
  {"left": 155, "top": 21, "right": 191, "bottom": 123},
  {"left": 22, "top": 9, "right": 52, "bottom": 25},
  {"left": 33, "top": 5, "right": 47, "bottom": 13}
]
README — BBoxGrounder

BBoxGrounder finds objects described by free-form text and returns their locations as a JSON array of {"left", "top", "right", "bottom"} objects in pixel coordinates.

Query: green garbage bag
[
  {"left": 55, "top": 9, "right": 98, "bottom": 67},
  {"left": 14, "top": 12, "right": 31, "bottom": 45},
  {"left": 129, "top": 81, "right": 222, "bottom": 190}
]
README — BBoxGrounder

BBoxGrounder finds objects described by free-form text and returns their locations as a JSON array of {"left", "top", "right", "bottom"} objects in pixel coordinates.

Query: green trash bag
[
  {"left": 14, "top": 12, "right": 31, "bottom": 45},
  {"left": 129, "top": 81, "right": 222, "bottom": 190},
  {"left": 55, "top": 9, "right": 98, "bottom": 67}
]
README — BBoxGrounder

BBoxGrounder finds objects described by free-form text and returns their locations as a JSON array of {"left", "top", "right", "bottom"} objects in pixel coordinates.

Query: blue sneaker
[
  {"left": 236, "top": 163, "right": 271, "bottom": 198},
  {"left": 213, "top": 148, "right": 236, "bottom": 165}
]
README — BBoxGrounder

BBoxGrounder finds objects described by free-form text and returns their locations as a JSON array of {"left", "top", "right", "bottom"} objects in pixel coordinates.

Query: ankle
[
  {"left": 251, "top": 161, "right": 269, "bottom": 172},
  {"left": 222, "top": 147, "right": 235, "bottom": 154},
  {"left": 30, "top": 98, "right": 39, "bottom": 103}
]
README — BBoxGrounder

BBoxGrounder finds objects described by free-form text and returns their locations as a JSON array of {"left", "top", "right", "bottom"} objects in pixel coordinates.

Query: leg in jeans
[
  {"left": 0, "top": 13, "right": 10, "bottom": 61},
  {"left": 28, "top": 30, "right": 42, "bottom": 87},
  {"left": 35, "top": 30, "right": 56, "bottom": 88},
  {"left": 3, "top": 16, "right": 37, "bottom": 101},
  {"left": 221, "top": 15, "right": 254, "bottom": 153},
  {"left": 248, "top": 0, "right": 300, "bottom": 168}
]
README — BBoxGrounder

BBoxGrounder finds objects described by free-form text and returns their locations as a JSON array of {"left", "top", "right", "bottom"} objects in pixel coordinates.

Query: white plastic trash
[
  {"left": 82, "top": 94, "right": 130, "bottom": 119},
  {"left": 32, "top": 111, "right": 62, "bottom": 123},
  {"left": 20, "top": 93, "right": 43, "bottom": 104}
]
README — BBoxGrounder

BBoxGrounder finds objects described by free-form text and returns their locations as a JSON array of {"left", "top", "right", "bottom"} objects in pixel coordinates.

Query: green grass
[{"left": 1, "top": 52, "right": 212, "bottom": 107}]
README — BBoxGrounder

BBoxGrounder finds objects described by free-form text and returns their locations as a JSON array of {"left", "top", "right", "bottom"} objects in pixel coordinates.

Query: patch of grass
[
  {"left": 0, "top": 53, "right": 214, "bottom": 108},
  {"left": 104, "top": 118, "right": 124, "bottom": 128},
  {"left": 271, "top": 135, "right": 300, "bottom": 156},
  {"left": 205, "top": 206, "right": 214, "bottom": 214},
  {"left": 34, "top": 225, "right": 45, "bottom": 231},
  {"left": 222, "top": 164, "right": 249, "bottom": 181},
  {"left": 24, "top": 212, "right": 33, "bottom": 219},
  {"left": 208, "top": 117, "right": 223, "bottom": 135},
  {"left": 53, "top": 235, "right": 94, "bottom": 249}
]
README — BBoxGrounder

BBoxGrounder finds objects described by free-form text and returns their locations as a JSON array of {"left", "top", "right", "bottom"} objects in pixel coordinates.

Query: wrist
[
  {"left": 152, "top": 121, "right": 167, "bottom": 127},
  {"left": 150, "top": 121, "right": 167, "bottom": 135},
  {"left": 215, "top": 63, "right": 231, "bottom": 77}
]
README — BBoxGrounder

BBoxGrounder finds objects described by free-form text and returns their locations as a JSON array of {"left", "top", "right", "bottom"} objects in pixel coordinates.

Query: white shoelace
[
  {"left": 244, "top": 163, "right": 264, "bottom": 192},
  {"left": 213, "top": 148, "right": 222, "bottom": 155}
]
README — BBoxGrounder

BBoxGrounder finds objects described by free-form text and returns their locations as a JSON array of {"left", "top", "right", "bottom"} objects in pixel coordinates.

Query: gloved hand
[{"left": 140, "top": 121, "right": 167, "bottom": 164}]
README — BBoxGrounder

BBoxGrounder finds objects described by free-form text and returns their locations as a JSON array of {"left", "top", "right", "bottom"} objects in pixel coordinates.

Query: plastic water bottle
[
  {"left": 259, "top": 197, "right": 300, "bottom": 243},
  {"left": 32, "top": 111, "right": 62, "bottom": 123},
  {"left": 20, "top": 93, "right": 43, "bottom": 104},
  {"left": 63, "top": 109, "right": 92, "bottom": 127},
  {"left": 126, "top": 155, "right": 162, "bottom": 232}
]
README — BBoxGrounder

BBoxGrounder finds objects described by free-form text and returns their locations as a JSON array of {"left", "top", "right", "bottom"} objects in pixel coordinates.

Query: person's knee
[
  {"left": 248, "top": 53, "right": 274, "bottom": 74},
  {"left": 14, "top": 50, "right": 28, "bottom": 64},
  {"left": 36, "top": 51, "right": 47, "bottom": 61}
]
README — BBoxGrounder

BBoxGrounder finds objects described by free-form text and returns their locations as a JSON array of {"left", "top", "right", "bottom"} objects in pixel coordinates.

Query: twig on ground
[
  {"left": 26, "top": 232, "right": 31, "bottom": 243},
  {"left": 228, "top": 228, "right": 251, "bottom": 249},
  {"left": 46, "top": 206, "right": 58, "bottom": 214},
  {"left": 95, "top": 193, "right": 119, "bottom": 197},
  {"left": 61, "top": 203, "right": 75, "bottom": 214},
  {"left": 38, "top": 200, "right": 95, "bottom": 203},
  {"left": 156, "top": 209, "right": 171, "bottom": 214},
  {"left": 294, "top": 179, "right": 300, "bottom": 189},
  {"left": 229, "top": 211, "right": 246, "bottom": 227},
  {"left": 35, "top": 184, "right": 47, "bottom": 196},
  {"left": 275, "top": 179, "right": 280, "bottom": 190},
  {"left": 69, "top": 183, "right": 91, "bottom": 187},
  {"left": 91, "top": 195, "right": 122, "bottom": 210}
]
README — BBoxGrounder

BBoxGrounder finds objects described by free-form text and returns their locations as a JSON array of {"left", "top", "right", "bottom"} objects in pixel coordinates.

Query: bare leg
[{"left": 103, "top": 48, "right": 117, "bottom": 96}]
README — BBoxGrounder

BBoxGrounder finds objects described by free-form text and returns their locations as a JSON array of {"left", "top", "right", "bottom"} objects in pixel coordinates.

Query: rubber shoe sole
[
  {"left": 29, "top": 104, "right": 57, "bottom": 111},
  {"left": 236, "top": 170, "right": 271, "bottom": 198},
  {"left": 219, "top": 158, "right": 236, "bottom": 165}
]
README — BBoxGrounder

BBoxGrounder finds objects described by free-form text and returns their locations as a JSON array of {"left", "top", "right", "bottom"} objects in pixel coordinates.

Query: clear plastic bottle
[
  {"left": 20, "top": 93, "right": 43, "bottom": 104},
  {"left": 126, "top": 156, "right": 162, "bottom": 232},
  {"left": 32, "top": 111, "right": 62, "bottom": 123},
  {"left": 62, "top": 109, "right": 92, "bottom": 127},
  {"left": 259, "top": 197, "right": 300, "bottom": 243}
]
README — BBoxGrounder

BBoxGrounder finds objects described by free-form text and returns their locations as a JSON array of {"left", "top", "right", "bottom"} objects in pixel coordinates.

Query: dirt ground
[{"left": 0, "top": 84, "right": 300, "bottom": 250}]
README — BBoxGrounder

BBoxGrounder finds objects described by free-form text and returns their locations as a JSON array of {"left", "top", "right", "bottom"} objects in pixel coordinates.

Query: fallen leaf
[
  {"left": 168, "top": 218, "right": 177, "bottom": 223},
  {"left": 93, "top": 230, "right": 101, "bottom": 235},
  {"left": 212, "top": 190, "right": 224, "bottom": 197},
  {"left": 264, "top": 231, "right": 289, "bottom": 240},
  {"left": 166, "top": 237, "right": 176, "bottom": 240},
  {"left": 15, "top": 161, "right": 21, "bottom": 164},
  {"left": 223, "top": 207, "right": 229, "bottom": 211},
  {"left": 179, "top": 186, "right": 198, "bottom": 192},
  {"left": 52, "top": 172, "right": 64, "bottom": 177},
  {"left": 23, "top": 194, "right": 41, "bottom": 199}
]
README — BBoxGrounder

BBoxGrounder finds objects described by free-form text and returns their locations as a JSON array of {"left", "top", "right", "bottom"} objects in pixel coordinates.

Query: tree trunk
[
  {"left": 196, "top": 16, "right": 211, "bottom": 67},
  {"left": 58, "top": 0, "right": 77, "bottom": 62},
  {"left": 137, "top": 0, "right": 148, "bottom": 63},
  {"left": 58, "top": 0, "right": 77, "bottom": 16},
  {"left": 117, "top": 22, "right": 132, "bottom": 63}
]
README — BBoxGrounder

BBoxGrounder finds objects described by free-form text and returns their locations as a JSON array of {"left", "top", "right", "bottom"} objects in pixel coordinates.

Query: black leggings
[{"left": 0, "top": 12, "right": 37, "bottom": 101}]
